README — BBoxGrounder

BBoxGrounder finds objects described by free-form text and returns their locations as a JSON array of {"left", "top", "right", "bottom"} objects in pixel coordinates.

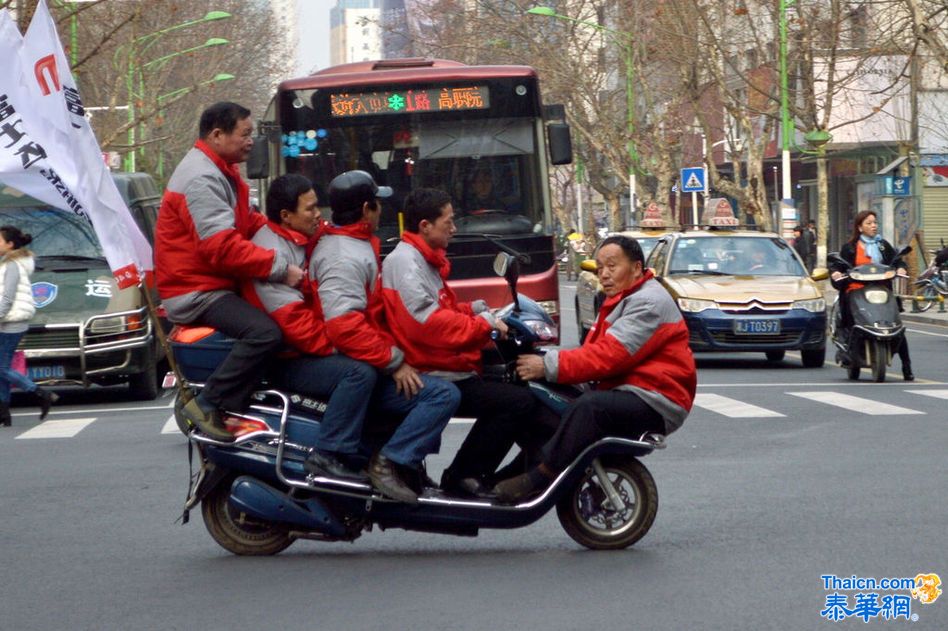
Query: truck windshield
[{"left": 0, "top": 207, "right": 104, "bottom": 259}]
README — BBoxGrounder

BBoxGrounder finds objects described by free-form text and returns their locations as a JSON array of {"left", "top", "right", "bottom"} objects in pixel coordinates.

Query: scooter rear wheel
[
  {"left": 201, "top": 479, "right": 294, "bottom": 556},
  {"left": 556, "top": 456, "right": 657, "bottom": 550}
]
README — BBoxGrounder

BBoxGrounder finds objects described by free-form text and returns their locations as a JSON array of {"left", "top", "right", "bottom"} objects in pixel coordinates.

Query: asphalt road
[{"left": 1, "top": 279, "right": 946, "bottom": 630}]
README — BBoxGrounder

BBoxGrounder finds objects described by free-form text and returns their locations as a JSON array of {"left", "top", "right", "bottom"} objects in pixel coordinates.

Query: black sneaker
[{"left": 305, "top": 450, "right": 370, "bottom": 482}]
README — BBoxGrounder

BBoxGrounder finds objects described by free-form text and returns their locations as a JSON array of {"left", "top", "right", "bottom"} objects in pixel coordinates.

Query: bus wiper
[
  {"left": 38, "top": 254, "right": 107, "bottom": 262},
  {"left": 454, "top": 232, "right": 531, "bottom": 264}
]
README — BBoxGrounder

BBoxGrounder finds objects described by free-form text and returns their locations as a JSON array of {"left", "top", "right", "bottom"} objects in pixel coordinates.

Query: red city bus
[{"left": 250, "top": 58, "right": 572, "bottom": 332}]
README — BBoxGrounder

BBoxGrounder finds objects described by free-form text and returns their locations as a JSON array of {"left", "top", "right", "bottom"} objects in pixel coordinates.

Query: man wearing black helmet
[{"left": 310, "top": 170, "right": 460, "bottom": 504}]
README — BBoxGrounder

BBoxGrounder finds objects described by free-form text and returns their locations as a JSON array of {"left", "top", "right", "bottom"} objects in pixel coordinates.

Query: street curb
[{"left": 901, "top": 312, "right": 948, "bottom": 328}]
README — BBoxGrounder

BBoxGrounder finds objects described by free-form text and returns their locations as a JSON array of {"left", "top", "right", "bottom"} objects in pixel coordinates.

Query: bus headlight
[
  {"left": 677, "top": 298, "right": 717, "bottom": 313},
  {"left": 864, "top": 290, "right": 889, "bottom": 304},
  {"left": 792, "top": 298, "right": 826, "bottom": 312}
]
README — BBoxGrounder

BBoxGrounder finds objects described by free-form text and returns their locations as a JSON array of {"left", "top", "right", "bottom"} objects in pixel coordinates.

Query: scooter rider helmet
[{"left": 328, "top": 170, "right": 393, "bottom": 224}]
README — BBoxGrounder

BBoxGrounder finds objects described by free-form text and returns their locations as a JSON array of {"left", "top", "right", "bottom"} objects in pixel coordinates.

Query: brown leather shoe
[
  {"left": 180, "top": 397, "right": 234, "bottom": 442},
  {"left": 368, "top": 453, "right": 418, "bottom": 504}
]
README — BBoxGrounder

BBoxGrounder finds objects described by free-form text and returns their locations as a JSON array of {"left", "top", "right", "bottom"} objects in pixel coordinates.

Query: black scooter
[
  {"left": 829, "top": 247, "right": 911, "bottom": 382},
  {"left": 172, "top": 253, "right": 666, "bottom": 554}
]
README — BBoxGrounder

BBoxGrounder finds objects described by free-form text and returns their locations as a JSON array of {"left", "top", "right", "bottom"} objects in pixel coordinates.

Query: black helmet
[{"left": 328, "top": 170, "right": 393, "bottom": 215}]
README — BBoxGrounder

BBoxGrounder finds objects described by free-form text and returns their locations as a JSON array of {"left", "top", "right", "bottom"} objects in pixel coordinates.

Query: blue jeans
[
  {"left": 273, "top": 354, "right": 378, "bottom": 455},
  {"left": 0, "top": 331, "right": 37, "bottom": 403},
  {"left": 372, "top": 374, "right": 460, "bottom": 467}
]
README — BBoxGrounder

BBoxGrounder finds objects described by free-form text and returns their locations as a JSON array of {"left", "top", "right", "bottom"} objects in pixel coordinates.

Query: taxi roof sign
[
  {"left": 640, "top": 201, "right": 667, "bottom": 228},
  {"left": 701, "top": 198, "right": 739, "bottom": 227}
]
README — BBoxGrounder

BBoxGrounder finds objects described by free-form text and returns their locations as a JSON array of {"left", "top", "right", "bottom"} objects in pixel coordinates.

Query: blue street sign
[
  {"left": 681, "top": 167, "right": 706, "bottom": 193},
  {"left": 890, "top": 175, "right": 911, "bottom": 196}
]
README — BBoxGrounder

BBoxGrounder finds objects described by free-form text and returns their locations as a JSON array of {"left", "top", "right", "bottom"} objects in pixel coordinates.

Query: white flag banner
[{"left": 0, "top": 1, "right": 152, "bottom": 289}]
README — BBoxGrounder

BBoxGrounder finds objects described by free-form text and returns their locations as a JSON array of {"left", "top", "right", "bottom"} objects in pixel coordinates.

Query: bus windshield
[{"left": 277, "top": 82, "right": 548, "bottom": 244}]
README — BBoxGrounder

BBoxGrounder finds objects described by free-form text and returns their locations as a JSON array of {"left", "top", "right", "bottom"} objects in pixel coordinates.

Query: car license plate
[
  {"left": 28, "top": 365, "right": 66, "bottom": 380},
  {"left": 733, "top": 319, "right": 781, "bottom": 335}
]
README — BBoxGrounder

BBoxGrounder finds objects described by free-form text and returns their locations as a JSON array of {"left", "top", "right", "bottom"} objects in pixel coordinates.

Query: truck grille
[{"left": 20, "top": 328, "right": 81, "bottom": 350}]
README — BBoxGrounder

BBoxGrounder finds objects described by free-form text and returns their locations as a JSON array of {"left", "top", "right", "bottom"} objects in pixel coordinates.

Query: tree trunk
[
  {"left": 605, "top": 193, "right": 622, "bottom": 232},
  {"left": 816, "top": 153, "right": 829, "bottom": 268}
]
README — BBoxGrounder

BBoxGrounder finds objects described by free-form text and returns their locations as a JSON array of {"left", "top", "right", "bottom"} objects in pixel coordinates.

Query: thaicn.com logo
[{"left": 820, "top": 573, "right": 942, "bottom": 622}]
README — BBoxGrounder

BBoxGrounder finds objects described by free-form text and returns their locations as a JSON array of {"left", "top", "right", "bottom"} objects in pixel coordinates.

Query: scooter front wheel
[
  {"left": 201, "top": 479, "right": 294, "bottom": 556},
  {"left": 556, "top": 456, "right": 657, "bottom": 550},
  {"left": 914, "top": 285, "right": 936, "bottom": 312},
  {"left": 869, "top": 340, "right": 887, "bottom": 383}
]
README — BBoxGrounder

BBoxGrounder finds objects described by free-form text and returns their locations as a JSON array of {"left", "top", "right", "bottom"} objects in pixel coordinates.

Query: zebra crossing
[{"left": 3, "top": 388, "right": 946, "bottom": 440}]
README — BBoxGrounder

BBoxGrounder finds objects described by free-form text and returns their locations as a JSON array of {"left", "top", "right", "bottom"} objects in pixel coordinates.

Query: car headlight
[
  {"left": 521, "top": 319, "right": 558, "bottom": 343},
  {"left": 677, "top": 298, "right": 717, "bottom": 313},
  {"left": 864, "top": 290, "right": 889, "bottom": 304},
  {"left": 792, "top": 298, "right": 826, "bottom": 312}
]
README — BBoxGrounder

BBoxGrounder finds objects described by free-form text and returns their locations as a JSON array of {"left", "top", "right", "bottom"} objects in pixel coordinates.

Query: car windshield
[
  {"left": 0, "top": 207, "right": 104, "bottom": 259},
  {"left": 668, "top": 236, "right": 805, "bottom": 276}
]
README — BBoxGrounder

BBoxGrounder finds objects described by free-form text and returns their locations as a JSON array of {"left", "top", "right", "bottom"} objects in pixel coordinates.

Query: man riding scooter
[{"left": 494, "top": 235, "right": 697, "bottom": 503}]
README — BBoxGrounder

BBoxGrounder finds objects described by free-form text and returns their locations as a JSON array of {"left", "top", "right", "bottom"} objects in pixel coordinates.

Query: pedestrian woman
[
  {"left": 0, "top": 225, "right": 57, "bottom": 426},
  {"left": 829, "top": 210, "right": 913, "bottom": 380}
]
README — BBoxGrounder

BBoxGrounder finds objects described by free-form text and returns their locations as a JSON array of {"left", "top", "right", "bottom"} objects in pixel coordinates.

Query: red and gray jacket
[
  {"left": 381, "top": 233, "right": 496, "bottom": 380},
  {"left": 243, "top": 222, "right": 333, "bottom": 357},
  {"left": 310, "top": 222, "right": 403, "bottom": 372},
  {"left": 543, "top": 270, "right": 696, "bottom": 433},
  {"left": 155, "top": 140, "right": 287, "bottom": 322}
]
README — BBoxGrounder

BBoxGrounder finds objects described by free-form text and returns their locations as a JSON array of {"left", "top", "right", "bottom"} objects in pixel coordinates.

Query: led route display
[{"left": 330, "top": 86, "right": 489, "bottom": 117}]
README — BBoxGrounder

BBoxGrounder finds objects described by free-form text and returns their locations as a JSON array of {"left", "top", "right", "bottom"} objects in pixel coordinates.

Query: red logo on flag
[{"left": 34, "top": 54, "right": 60, "bottom": 95}]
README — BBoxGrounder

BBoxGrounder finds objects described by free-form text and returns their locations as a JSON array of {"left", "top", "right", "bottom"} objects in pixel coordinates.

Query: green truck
[{"left": 0, "top": 172, "right": 165, "bottom": 400}]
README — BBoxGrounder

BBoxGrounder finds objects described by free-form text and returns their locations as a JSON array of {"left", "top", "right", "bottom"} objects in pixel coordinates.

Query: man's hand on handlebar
[
  {"left": 493, "top": 319, "right": 509, "bottom": 340},
  {"left": 515, "top": 354, "right": 545, "bottom": 381},
  {"left": 285, "top": 264, "right": 304, "bottom": 288},
  {"left": 896, "top": 268, "right": 908, "bottom": 277},
  {"left": 831, "top": 271, "right": 844, "bottom": 281},
  {"left": 392, "top": 363, "right": 424, "bottom": 399}
]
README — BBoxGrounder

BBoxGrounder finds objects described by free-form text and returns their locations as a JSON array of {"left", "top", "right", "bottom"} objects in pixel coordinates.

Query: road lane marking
[
  {"left": 15, "top": 417, "right": 97, "bottom": 439},
  {"left": 788, "top": 392, "right": 924, "bottom": 415},
  {"left": 161, "top": 415, "right": 179, "bottom": 434},
  {"left": 698, "top": 381, "right": 944, "bottom": 387},
  {"left": 693, "top": 393, "right": 784, "bottom": 418},
  {"left": 907, "top": 389, "right": 948, "bottom": 401}
]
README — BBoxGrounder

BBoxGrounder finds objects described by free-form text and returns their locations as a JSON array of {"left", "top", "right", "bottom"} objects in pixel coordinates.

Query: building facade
[{"left": 330, "top": 0, "right": 382, "bottom": 66}]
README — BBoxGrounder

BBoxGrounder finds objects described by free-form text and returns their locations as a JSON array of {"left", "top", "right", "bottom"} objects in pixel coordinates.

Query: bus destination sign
[{"left": 330, "top": 86, "right": 490, "bottom": 117}]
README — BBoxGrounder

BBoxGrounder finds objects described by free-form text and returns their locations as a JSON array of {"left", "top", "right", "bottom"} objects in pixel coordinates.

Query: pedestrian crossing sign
[{"left": 681, "top": 167, "right": 706, "bottom": 192}]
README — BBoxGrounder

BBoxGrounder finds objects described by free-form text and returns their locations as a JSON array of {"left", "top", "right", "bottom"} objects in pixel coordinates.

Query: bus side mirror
[
  {"left": 245, "top": 135, "right": 270, "bottom": 180},
  {"left": 547, "top": 123, "right": 573, "bottom": 165}
]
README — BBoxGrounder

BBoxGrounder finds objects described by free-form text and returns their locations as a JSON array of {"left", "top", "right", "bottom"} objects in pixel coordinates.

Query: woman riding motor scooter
[{"left": 830, "top": 210, "right": 913, "bottom": 381}]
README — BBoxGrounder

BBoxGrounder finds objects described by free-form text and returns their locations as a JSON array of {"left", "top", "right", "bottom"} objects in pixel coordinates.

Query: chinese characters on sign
[
  {"left": 330, "top": 86, "right": 490, "bottom": 118},
  {"left": 819, "top": 573, "right": 941, "bottom": 623}
]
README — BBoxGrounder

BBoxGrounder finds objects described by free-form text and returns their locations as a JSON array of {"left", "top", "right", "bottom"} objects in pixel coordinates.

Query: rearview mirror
[
  {"left": 493, "top": 252, "right": 514, "bottom": 278},
  {"left": 547, "top": 123, "right": 573, "bottom": 165},
  {"left": 811, "top": 267, "right": 830, "bottom": 281},
  {"left": 245, "top": 135, "right": 270, "bottom": 179}
]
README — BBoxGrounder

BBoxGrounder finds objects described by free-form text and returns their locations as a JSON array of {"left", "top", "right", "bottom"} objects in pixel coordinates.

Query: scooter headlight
[
  {"left": 864, "top": 289, "right": 889, "bottom": 304},
  {"left": 792, "top": 298, "right": 826, "bottom": 313},
  {"left": 520, "top": 319, "right": 558, "bottom": 343}
]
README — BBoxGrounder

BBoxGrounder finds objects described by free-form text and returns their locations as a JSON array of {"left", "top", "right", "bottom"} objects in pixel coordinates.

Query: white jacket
[{"left": 0, "top": 249, "right": 36, "bottom": 323}]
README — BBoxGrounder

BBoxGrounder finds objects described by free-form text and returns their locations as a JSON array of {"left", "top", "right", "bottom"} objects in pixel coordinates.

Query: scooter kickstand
[{"left": 591, "top": 458, "right": 626, "bottom": 512}]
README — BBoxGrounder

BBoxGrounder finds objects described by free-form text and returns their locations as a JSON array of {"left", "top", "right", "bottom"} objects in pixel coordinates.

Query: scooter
[
  {"left": 828, "top": 247, "right": 911, "bottom": 382},
  {"left": 171, "top": 253, "right": 666, "bottom": 555},
  {"left": 912, "top": 243, "right": 948, "bottom": 313}
]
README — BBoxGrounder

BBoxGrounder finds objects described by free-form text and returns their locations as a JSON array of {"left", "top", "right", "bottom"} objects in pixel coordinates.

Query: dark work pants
[
  {"left": 443, "top": 377, "right": 557, "bottom": 482},
  {"left": 199, "top": 293, "right": 283, "bottom": 411},
  {"left": 541, "top": 390, "right": 665, "bottom": 472}
]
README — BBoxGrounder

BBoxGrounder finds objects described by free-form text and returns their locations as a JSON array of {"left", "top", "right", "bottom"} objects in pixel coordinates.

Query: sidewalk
[{"left": 818, "top": 280, "right": 948, "bottom": 328}]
